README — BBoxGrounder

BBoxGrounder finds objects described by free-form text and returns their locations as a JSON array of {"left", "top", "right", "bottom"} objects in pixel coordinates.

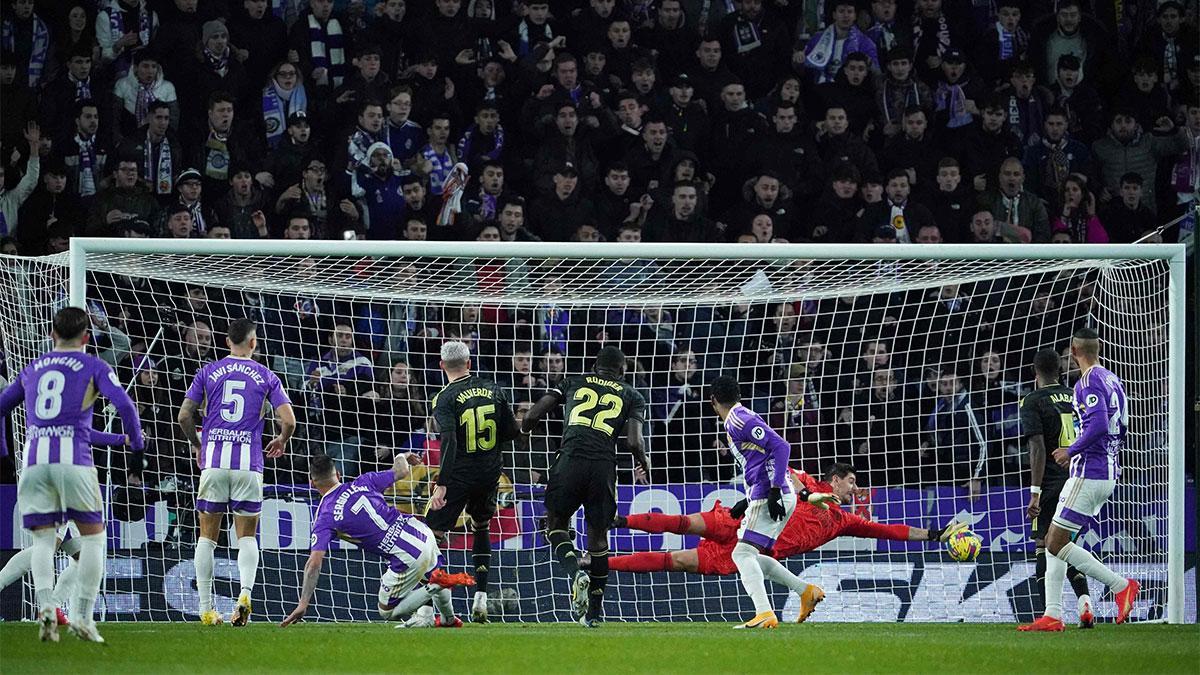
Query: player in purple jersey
[
  {"left": 0, "top": 307, "right": 145, "bottom": 643},
  {"left": 280, "top": 454, "right": 476, "bottom": 629},
  {"left": 177, "top": 318, "right": 296, "bottom": 628},
  {"left": 1020, "top": 327, "right": 1140, "bottom": 632},
  {"left": 708, "top": 376, "right": 839, "bottom": 630}
]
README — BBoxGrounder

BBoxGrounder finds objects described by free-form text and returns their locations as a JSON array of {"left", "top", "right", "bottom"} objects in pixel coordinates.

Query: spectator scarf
[
  {"left": 436, "top": 162, "right": 469, "bottom": 227},
  {"left": 882, "top": 80, "right": 921, "bottom": 125},
  {"left": 516, "top": 19, "right": 552, "bottom": 57},
  {"left": 303, "top": 187, "right": 327, "bottom": 218},
  {"left": 888, "top": 200, "right": 912, "bottom": 243},
  {"left": 1000, "top": 192, "right": 1021, "bottom": 226},
  {"left": 106, "top": 0, "right": 152, "bottom": 78},
  {"left": 262, "top": 80, "right": 308, "bottom": 148},
  {"left": 204, "top": 46, "right": 229, "bottom": 77},
  {"left": 536, "top": 304, "right": 570, "bottom": 353},
  {"left": 733, "top": 14, "right": 763, "bottom": 54},
  {"left": 423, "top": 145, "right": 457, "bottom": 196},
  {"left": 1041, "top": 138, "right": 1070, "bottom": 194},
  {"left": 867, "top": 20, "right": 897, "bottom": 52},
  {"left": 805, "top": 25, "right": 872, "bottom": 83},
  {"left": 994, "top": 22, "right": 1023, "bottom": 61},
  {"left": 144, "top": 134, "right": 173, "bottom": 195},
  {"left": 1171, "top": 132, "right": 1199, "bottom": 195},
  {"left": 1163, "top": 35, "right": 1178, "bottom": 89},
  {"left": 182, "top": 198, "right": 207, "bottom": 235},
  {"left": 203, "top": 130, "right": 230, "bottom": 181},
  {"left": 796, "top": 0, "right": 827, "bottom": 40},
  {"left": 935, "top": 80, "right": 972, "bottom": 128},
  {"left": 456, "top": 123, "right": 505, "bottom": 163},
  {"left": 348, "top": 127, "right": 383, "bottom": 173},
  {"left": 134, "top": 78, "right": 157, "bottom": 126},
  {"left": 76, "top": 135, "right": 97, "bottom": 197},
  {"left": 1007, "top": 93, "right": 1044, "bottom": 145},
  {"left": 308, "top": 13, "right": 345, "bottom": 87},
  {"left": 1, "top": 14, "right": 50, "bottom": 86},
  {"left": 911, "top": 12, "right": 950, "bottom": 58},
  {"left": 71, "top": 74, "right": 92, "bottom": 100}
]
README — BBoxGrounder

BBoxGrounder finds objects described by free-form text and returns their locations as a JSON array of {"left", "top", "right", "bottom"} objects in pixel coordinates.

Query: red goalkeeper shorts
[{"left": 696, "top": 501, "right": 742, "bottom": 576}]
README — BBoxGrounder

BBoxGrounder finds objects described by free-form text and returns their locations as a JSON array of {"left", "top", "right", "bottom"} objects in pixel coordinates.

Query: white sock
[
  {"left": 195, "top": 537, "right": 217, "bottom": 613},
  {"left": 0, "top": 547, "right": 33, "bottom": 591},
  {"left": 382, "top": 586, "right": 433, "bottom": 620},
  {"left": 731, "top": 542, "right": 772, "bottom": 615},
  {"left": 1043, "top": 549, "right": 1067, "bottom": 620},
  {"left": 72, "top": 532, "right": 105, "bottom": 627},
  {"left": 757, "top": 555, "right": 809, "bottom": 595},
  {"left": 236, "top": 536, "right": 259, "bottom": 597},
  {"left": 1078, "top": 594, "right": 1092, "bottom": 613},
  {"left": 29, "top": 528, "right": 57, "bottom": 615},
  {"left": 1058, "top": 542, "right": 1127, "bottom": 593},
  {"left": 52, "top": 558, "right": 79, "bottom": 610},
  {"left": 432, "top": 587, "right": 454, "bottom": 622}
]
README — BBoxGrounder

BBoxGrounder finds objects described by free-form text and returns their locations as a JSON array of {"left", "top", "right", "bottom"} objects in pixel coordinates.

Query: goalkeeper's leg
[
  {"left": 609, "top": 550, "right": 698, "bottom": 573},
  {"left": 616, "top": 512, "right": 705, "bottom": 536}
]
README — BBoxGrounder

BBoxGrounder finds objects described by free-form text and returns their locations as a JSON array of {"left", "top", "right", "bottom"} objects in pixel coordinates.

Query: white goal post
[{"left": 0, "top": 238, "right": 1188, "bottom": 624}]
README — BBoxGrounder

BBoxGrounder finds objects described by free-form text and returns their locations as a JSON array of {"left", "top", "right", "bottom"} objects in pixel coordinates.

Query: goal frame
[{"left": 64, "top": 237, "right": 1189, "bottom": 624}]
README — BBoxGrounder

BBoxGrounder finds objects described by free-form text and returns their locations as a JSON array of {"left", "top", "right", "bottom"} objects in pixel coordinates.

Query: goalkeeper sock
[
  {"left": 1057, "top": 542, "right": 1127, "bottom": 593},
  {"left": 587, "top": 548, "right": 609, "bottom": 618},
  {"left": 236, "top": 536, "right": 259, "bottom": 597},
  {"left": 1067, "top": 565, "right": 1091, "bottom": 604},
  {"left": 1034, "top": 548, "right": 1047, "bottom": 615},
  {"left": 1043, "top": 547, "right": 1067, "bottom": 620},
  {"left": 756, "top": 554, "right": 808, "bottom": 595},
  {"left": 547, "top": 529, "right": 579, "bottom": 578},
  {"left": 52, "top": 558, "right": 79, "bottom": 611},
  {"left": 72, "top": 532, "right": 105, "bottom": 626},
  {"left": 195, "top": 537, "right": 217, "bottom": 613},
  {"left": 0, "top": 547, "right": 32, "bottom": 591},
  {"left": 731, "top": 542, "right": 772, "bottom": 615},
  {"left": 624, "top": 512, "right": 691, "bottom": 535},
  {"left": 608, "top": 551, "right": 674, "bottom": 573},
  {"left": 432, "top": 587, "right": 455, "bottom": 622},
  {"left": 29, "top": 528, "right": 57, "bottom": 615},
  {"left": 471, "top": 526, "right": 491, "bottom": 593}
]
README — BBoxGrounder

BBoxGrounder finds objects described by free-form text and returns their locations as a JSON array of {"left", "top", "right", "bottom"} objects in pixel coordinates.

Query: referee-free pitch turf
[{"left": 1, "top": 622, "right": 1196, "bottom": 673}]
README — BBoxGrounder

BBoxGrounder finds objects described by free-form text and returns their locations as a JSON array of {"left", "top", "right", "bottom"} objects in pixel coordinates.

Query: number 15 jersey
[
  {"left": 184, "top": 356, "right": 290, "bottom": 473},
  {"left": 431, "top": 375, "right": 519, "bottom": 486},
  {"left": 552, "top": 374, "right": 646, "bottom": 463}
]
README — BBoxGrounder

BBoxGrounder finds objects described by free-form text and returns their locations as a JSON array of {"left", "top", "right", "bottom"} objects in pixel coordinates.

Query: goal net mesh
[{"left": 0, "top": 248, "right": 1183, "bottom": 623}]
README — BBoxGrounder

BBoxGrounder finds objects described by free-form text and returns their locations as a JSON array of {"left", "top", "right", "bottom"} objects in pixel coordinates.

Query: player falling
[
  {"left": 281, "top": 453, "right": 475, "bottom": 628},
  {"left": 1019, "top": 348, "right": 1095, "bottom": 627},
  {"left": 609, "top": 462, "right": 966, "bottom": 622},
  {"left": 0, "top": 307, "right": 145, "bottom": 643},
  {"left": 1020, "top": 327, "right": 1139, "bottom": 632},
  {"left": 427, "top": 340, "right": 522, "bottom": 623},
  {"left": 521, "top": 346, "right": 649, "bottom": 628},
  {"left": 178, "top": 318, "right": 296, "bottom": 627}
]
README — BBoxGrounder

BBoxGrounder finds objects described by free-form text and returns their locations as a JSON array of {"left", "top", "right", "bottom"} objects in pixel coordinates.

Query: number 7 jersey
[
  {"left": 552, "top": 374, "right": 646, "bottom": 463},
  {"left": 184, "top": 356, "right": 290, "bottom": 473}
]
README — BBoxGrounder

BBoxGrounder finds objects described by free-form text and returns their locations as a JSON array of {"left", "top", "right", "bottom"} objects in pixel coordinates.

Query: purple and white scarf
[
  {"left": 307, "top": 13, "right": 345, "bottom": 88},
  {"left": 1, "top": 13, "right": 50, "bottom": 86}
]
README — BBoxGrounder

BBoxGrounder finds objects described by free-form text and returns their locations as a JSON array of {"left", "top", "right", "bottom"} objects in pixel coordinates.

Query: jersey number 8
[{"left": 568, "top": 387, "right": 624, "bottom": 435}]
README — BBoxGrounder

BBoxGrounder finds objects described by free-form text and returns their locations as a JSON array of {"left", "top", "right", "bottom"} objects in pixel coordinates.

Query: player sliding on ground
[
  {"left": 178, "top": 318, "right": 296, "bottom": 627},
  {"left": 426, "top": 341, "right": 522, "bottom": 623},
  {"left": 280, "top": 453, "right": 475, "bottom": 628},
  {"left": 522, "top": 346, "right": 649, "bottom": 628},
  {"left": 0, "top": 307, "right": 145, "bottom": 643},
  {"left": 1019, "top": 327, "right": 1140, "bottom": 632},
  {"left": 611, "top": 461, "right": 966, "bottom": 622}
]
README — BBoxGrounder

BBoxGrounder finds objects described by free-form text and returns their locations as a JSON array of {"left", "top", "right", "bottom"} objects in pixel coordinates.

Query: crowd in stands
[{"left": 0, "top": 0, "right": 1192, "bottom": 542}]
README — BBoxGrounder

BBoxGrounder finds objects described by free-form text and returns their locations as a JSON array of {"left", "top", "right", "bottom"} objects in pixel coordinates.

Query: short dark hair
[
  {"left": 74, "top": 99, "right": 98, "bottom": 119},
  {"left": 52, "top": 307, "right": 90, "bottom": 342},
  {"left": 207, "top": 90, "right": 235, "bottom": 109},
  {"left": 358, "top": 99, "right": 384, "bottom": 117},
  {"left": 227, "top": 317, "right": 257, "bottom": 346},
  {"left": 148, "top": 100, "right": 171, "bottom": 115},
  {"left": 824, "top": 462, "right": 856, "bottom": 482},
  {"left": 1073, "top": 326, "right": 1099, "bottom": 341},
  {"left": 1119, "top": 172, "right": 1144, "bottom": 186},
  {"left": 606, "top": 162, "right": 630, "bottom": 175},
  {"left": 709, "top": 375, "right": 741, "bottom": 405},
  {"left": 309, "top": 454, "right": 337, "bottom": 482},
  {"left": 595, "top": 345, "right": 626, "bottom": 373},
  {"left": 1033, "top": 348, "right": 1060, "bottom": 379}
]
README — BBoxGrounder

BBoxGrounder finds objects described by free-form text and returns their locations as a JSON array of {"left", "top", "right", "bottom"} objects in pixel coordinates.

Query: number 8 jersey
[
  {"left": 184, "top": 356, "right": 290, "bottom": 472},
  {"left": 552, "top": 374, "right": 646, "bottom": 463}
]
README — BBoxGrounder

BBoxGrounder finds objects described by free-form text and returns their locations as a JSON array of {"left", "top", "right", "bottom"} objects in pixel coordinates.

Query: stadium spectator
[
  {"left": 307, "top": 322, "right": 374, "bottom": 476},
  {"left": 979, "top": 157, "right": 1051, "bottom": 242},
  {"left": 0, "top": 122, "right": 40, "bottom": 240},
  {"left": 1092, "top": 109, "right": 1192, "bottom": 215},
  {"left": 113, "top": 49, "right": 178, "bottom": 138},
  {"left": 87, "top": 155, "right": 157, "bottom": 236}
]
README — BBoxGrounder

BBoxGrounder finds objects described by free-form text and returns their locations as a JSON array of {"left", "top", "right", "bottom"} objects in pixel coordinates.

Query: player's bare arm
[
  {"left": 266, "top": 402, "right": 297, "bottom": 459},
  {"left": 177, "top": 397, "right": 203, "bottom": 462},
  {"left": 1027, "top": 434, "right": 1048, "bottom": 519},
  {"left": 520, "top": 391, "right": 560, "bottom": 434},
  {"left": 280, "top": 549, "right": 326, "bottom": 627}
]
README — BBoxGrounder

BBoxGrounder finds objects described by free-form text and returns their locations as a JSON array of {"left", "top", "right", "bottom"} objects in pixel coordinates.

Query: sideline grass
[{"left": 1, "top": 621, "right": 1196, "bottom": 673}]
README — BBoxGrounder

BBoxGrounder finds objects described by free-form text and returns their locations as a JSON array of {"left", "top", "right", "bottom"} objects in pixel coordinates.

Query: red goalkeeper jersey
[{"left": 771, "top": 470, "right": 910, "bottom": 558}]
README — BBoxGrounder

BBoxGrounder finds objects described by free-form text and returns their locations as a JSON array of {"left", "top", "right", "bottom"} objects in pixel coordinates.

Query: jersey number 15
[{"left": 460, "top": 404, "right": 497, "bottom": 453}]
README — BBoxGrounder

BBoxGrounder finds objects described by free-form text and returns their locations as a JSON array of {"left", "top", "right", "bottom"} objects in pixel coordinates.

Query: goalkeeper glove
[
  {"left": 928, "top": 520, "right": 969, "bottom": 542},
  {"left": 767, "top": 487, "right": 786, "bottom": 521},
  {"left": 797, "top": 488, "right": 840, "bottom": 510},
  {"left": 729, "top": 499, "right": 749, "bottom": 519}
]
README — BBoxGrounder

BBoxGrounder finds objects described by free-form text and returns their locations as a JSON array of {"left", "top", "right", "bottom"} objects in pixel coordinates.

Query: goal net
[{"left": 0, "top": 241, "right": 1189, "bottom": 624}]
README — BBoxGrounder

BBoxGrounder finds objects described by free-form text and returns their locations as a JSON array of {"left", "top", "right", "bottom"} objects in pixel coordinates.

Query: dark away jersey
[
  {"left": 431, "top": 375, "right": 519, "bottom": 486},
  {"left": 553, "top": 374, "right": 646, "bottom": 462},
  {"left": 1018, "top": 384, "right": 1075, "bottom": 487}
]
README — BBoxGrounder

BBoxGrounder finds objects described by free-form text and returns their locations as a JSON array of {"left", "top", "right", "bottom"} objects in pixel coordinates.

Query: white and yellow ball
[{"left": 946, "top": 530, "right": 983, "bottom": 562}]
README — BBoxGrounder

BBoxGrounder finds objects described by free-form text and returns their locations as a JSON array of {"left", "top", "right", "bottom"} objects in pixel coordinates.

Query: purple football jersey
[
  {"left": 1068, "top": 365, "right": 1127, "bottom": 480},
  {"left": 724, "top": 404, "right": 794, "bottom": 500},
  {"left": 0, "top": 350, "right": 143, "bottom": 467},
  {"left": 185, "top": 356, "right": 290, "bottom": 473},
  {"left": 310, "top": 471, "right": 433, "bottom": 573}
]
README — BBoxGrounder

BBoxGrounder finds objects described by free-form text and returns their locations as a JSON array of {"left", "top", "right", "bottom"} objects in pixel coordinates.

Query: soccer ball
[{"left": 946, "top": 530, "right": 983, "bottom": 562}]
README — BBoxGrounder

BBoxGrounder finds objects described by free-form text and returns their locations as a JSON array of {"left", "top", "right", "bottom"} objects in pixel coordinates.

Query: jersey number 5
[
  {"left": 460, "top": 404, "right": 497, "bottom": 453},
  {"left": 568, "top": 387, "right": 624, "bottom": 435}
]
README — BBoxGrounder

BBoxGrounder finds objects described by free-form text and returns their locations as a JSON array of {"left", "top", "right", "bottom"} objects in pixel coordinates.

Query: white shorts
[
  {"left": 17, "top": 464, "right": 103, "bottom": 530},
  {"left": 377, "top": 536, "right": 441, "bottom": 611},
  {"left": 1052, "top": 477, "right": 1117, "bottom": 533},
  {"left": 197, "top": 468, "right": 263, "bottom": 516},
  {"left": 737, "top": 491, "right": 798, "bottom": 550}
]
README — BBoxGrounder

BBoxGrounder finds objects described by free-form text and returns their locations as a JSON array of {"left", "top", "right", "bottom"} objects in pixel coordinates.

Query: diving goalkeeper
[{"left": 609, "top": 462, "right": 965, "bottom": 621}]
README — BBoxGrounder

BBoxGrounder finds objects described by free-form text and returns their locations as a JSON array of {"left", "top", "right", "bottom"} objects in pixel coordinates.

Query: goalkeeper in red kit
[{"left": 609, "top": 463, "right": 966, "bottom": 621}]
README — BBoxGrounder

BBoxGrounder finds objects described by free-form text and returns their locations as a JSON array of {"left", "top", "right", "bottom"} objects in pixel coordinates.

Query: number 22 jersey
[
  {"left": 184, "top": 356, "right": 290, "bottom": 473},
  {"left": 552, "top": 374, "right": 646, "bottom": 463}
]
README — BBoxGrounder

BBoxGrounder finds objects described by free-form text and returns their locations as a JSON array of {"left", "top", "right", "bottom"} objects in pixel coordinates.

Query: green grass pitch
[{"left": 2, "top": 622, "right": 1197, "bottom": 673}]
